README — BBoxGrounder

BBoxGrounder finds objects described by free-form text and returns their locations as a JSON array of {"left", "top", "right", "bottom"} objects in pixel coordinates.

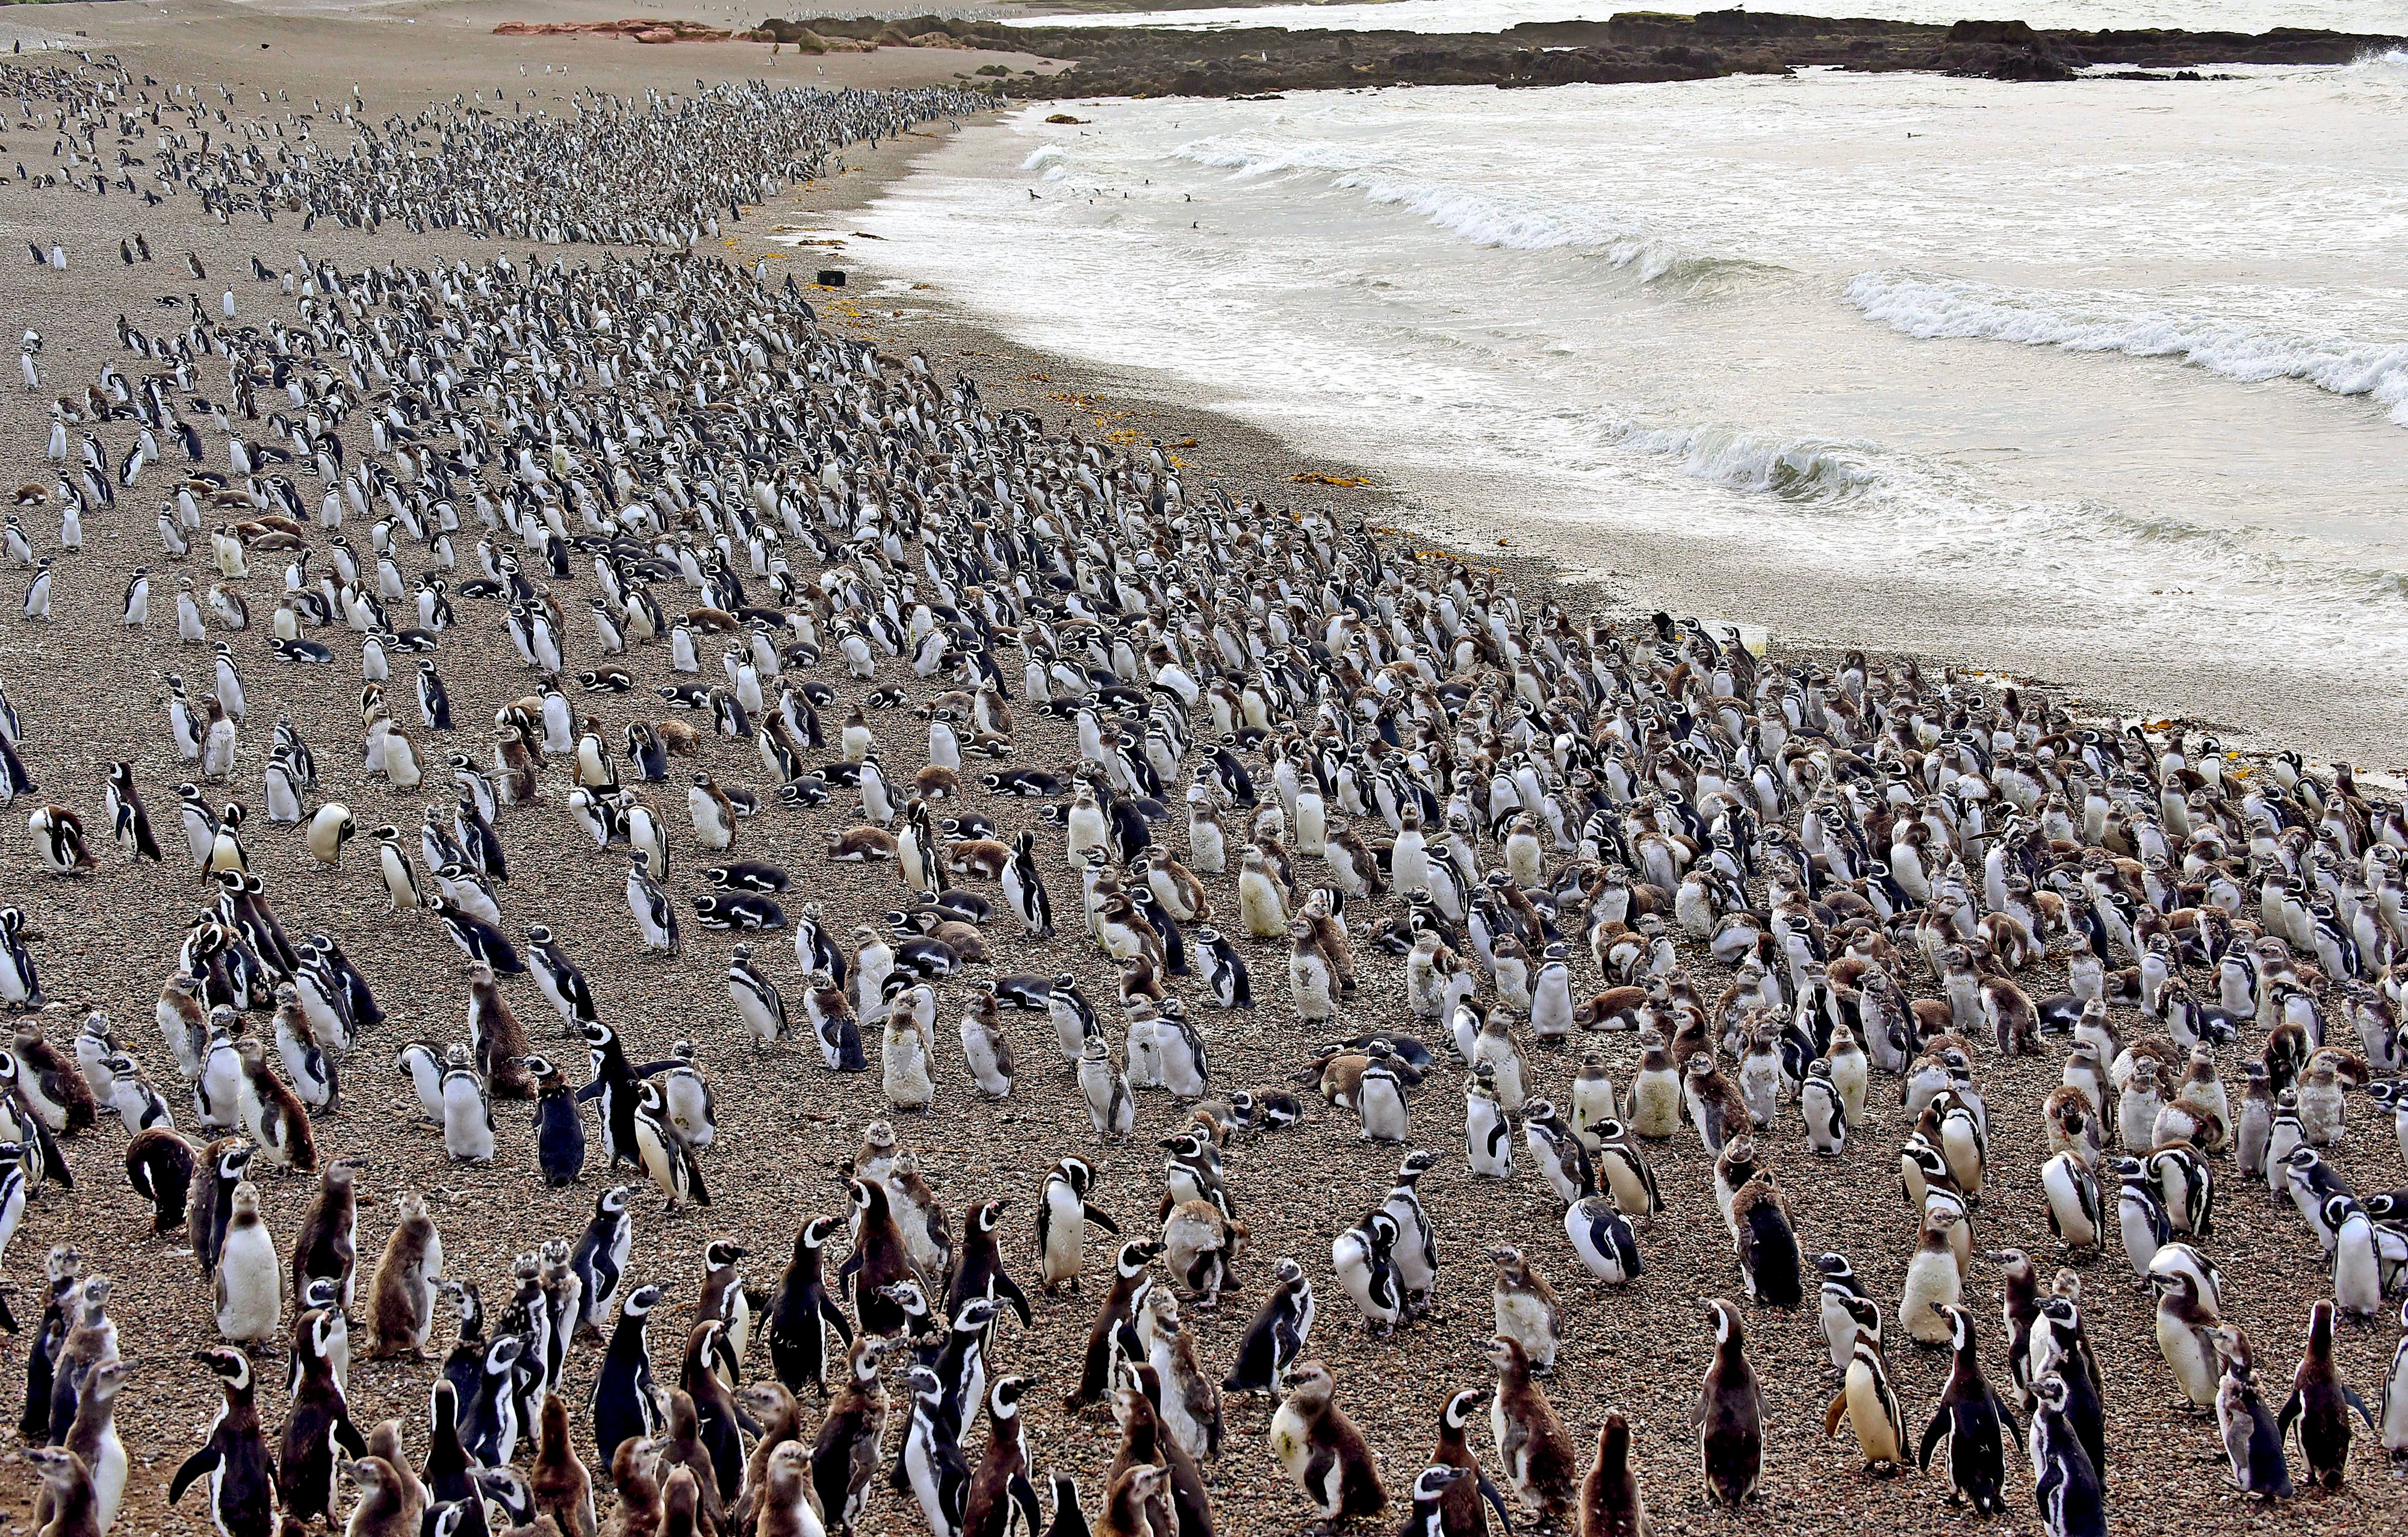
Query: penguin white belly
[
  {"left": 1898, "top": 1252, "right": 1960, "bottom": 1344},
  {"left": 2156, "top": 1316, "right": 2218, "bottom": 1408},
  {"left": 215, "top": 1231, "right": 284, "bottom": 1341},
  {"left": 1494, "top": 1293, "right": 1554, "bottom": 1366}
]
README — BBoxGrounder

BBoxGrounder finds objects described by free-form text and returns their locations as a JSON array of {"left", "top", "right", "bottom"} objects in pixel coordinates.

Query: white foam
[{"left": 1847, "top": 271, "right": 2408, "bottom": 426}]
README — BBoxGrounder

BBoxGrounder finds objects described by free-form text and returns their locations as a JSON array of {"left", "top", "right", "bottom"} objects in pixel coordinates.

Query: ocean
[
  {"left": 844, "top": 60, "right": 2408, "bottom": 759},
  {"left": 996, "top": 1, "right": 2408, "bottom": 36}
]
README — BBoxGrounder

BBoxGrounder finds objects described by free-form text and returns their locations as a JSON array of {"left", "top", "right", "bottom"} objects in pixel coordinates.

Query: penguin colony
[{"left": 0, "top": 48, "right": 2403, "bottom": 1537}]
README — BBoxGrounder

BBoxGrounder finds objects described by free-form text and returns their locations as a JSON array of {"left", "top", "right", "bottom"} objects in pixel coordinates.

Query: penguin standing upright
[
  {"left": 2215, "top": 1325, "right": 2292, "bottom": 1500},
  {"left": 1695, "top": 1300, "right": 1763, "bottom": 1508},
  {"left": 1268, "top": 1361, "right": 1383, "bottom": 1527},
  {"left": 526, "top": 1056, "right": 588, "bottom": 1188},
  {"left": 2028, "top": 1373, "right": 2108, "bottom": 1537},
  {"left": 1919, "top": 1303, "right": 2017, "bottom": 1512},
  {"left": 590, "top": 1283, "right": 666, "bottom": 1468},
  {"left": 768, "top": 1214, "right": 853, "bottom": 1396},
  {"left": 1036, "top": 1155, "right": 1119, "bottom": 1296},
  {"left": 2277, "top": 1299, "right": 2374, "bottom": 1490},
  {"left": 169, "top": 1347, "right": 281, "bottom": 1537},
  {"left": 569, "top": 1187, "right": 634, "bottom": 1341}
]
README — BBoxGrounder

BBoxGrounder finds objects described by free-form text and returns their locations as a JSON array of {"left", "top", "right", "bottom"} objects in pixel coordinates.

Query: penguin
[
  {"left": 1329, "top": 1208, "right": 1405, "bottom": 1338},
  {"left": 1694, "top": 1300, "right": 1763, "bottom": 1508},
  {"left": 839, "top": 1176, "right": 926, "bottom": 1341},
  {"left": 768, "top": 1214, "right": 854, "bottom": 1396},
  {"left": 631, "top": 1081, "right": 709, "bottom": 1209},
  {"left": 1037, "top": 1155, "right": 1119, "bottom": 1295},
  {"left": 728, "top": 945, "right": 789, "bottom": 1049},
  {"left": 570, "top": 1187, "right": 634, "bottom": 1341},
  {"left": 527, "top": 1055, "right": 583, "bottom": 1185},
  {"left": 368, "top": 1191, "right": 442, "bottom": 1360},
  {"left": 1078, "top": 1035, "right": 1135, "bottom": 1143},
  {"left": 169, "top": 1347, "right": 280, "bottom": 1537},
  {"left": 1823, "top": 1333, "right": 1911, "bottom": 1474},
  {"left": 1268, "top": 1361, "right": 1384, "bottom": 1526},
  {"left": 125, "top": 1125, "right": 197, "bottom": 1232},
  {"left": 104, "top": 762, "right": 161, "bottom": 862},
  {"left": 1911, "top": 1300, "right": 2015, "bottom": 1509},
  {"left": 214, "top": 1180, "right": 283, "bottom": 1344},
  {"left": 2277, "top": 1299, "right": 2374, "bottom": 1489},
  {"left": 589, "top": 1283, "right": 666, "bottom": 1468},
  {"left": 1899, "top": 1208, "right": 1964, "bottom": 1347},
  {"left": 1489, "top": 1334, "right": 1578, "bottom": 1515},
  {"left": 280, "top": 1306, "right": 368, "bottom": 1524},
  {"left": 1223, "top": 1255, "right": 1315, "bottom": 1399},
  {"left": 1730, "top": 1173, "right": 1799, "bottom": 1306},
  {"left": 813, "top": 1336, "right": 893, "bottom": 1537},
  {"left": 2041, "top": 1149, "right": 2102, "bottom": 1252},
  {"left": 1578, "top": 1411, "right": 1648, "bottom": 1537},
  {"left": 1465, "top": 1066, "right": 1512, "bottom": 1180},
  {"left": 1072, "top": 1239, "right": 1165, "bottom": 1411},
  {"left": 2214, "top": 1326, "right": 2294, "bottom": 1499},
  {"left": 290, "top": 1160, "right": 361, "bottom": 1310},
  {"left": 2028, "top": 1373, "right": 2107, "bottom": 1537},
  {"left": 440, "top": 1045, "right": 495, "bottom": 1163}
]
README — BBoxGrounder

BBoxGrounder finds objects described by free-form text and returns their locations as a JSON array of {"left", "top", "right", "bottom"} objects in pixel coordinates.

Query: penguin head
[{"left": 621, "top": 1284, "right": 663, "bottom": 1318}]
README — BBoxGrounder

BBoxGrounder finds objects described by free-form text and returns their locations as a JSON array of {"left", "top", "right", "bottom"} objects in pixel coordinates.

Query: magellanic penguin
[
  {"left": 1693, "top": 1300, "right": 1763, "bottom": 1507},
  {"left": 1822, "top": 1332, "right": 1910, "bottom": 1474},
  {"left": 590, "top": 1282, "right": 666, "bottom": 1468},
  {"left": 2028, "top": 1372, "right": 2107, "bottom": 1537},
  {"left": 1918, "top": 1303, "right": 2017, "bottom": 1512},
  {"left": 1223, "top": 1256, "right": 1315, "bottom": 1398},
  {"left": 2276, "top": 1299, "right": 2374, "bottom": 1490},
  {"left": 1268, "top": 1360, "right": 1384, "bottom": 1526},
  {"left": 768, "top": 1213, "right": 854, "bottom": 1396},
  {"left": 1489, "top": 1334, "right": 1578, "bottom": 1515},
  {"left": 1578, "top": 1411, "right": 1648, "bottom": 1537},
  {"left": 813, "top": 1336, "right": 894, "bottom": 1536},
  {"left": 169, "top": 1347, "right": 280, "bottom": 1537},
  {"left": 2214, "top": 1325, "right": 2292, "bottom": 1500},
  {"left": 367, "top": 1191, "right": 442, "bottom": 1359},
  {"left": 1037, "top": 1155, "right": 1120, "bottom": 1294}
]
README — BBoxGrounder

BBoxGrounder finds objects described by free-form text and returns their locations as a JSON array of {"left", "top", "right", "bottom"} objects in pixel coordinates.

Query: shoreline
[{"left": 737, "top": 108, "right": 2405, "bottom": 775}]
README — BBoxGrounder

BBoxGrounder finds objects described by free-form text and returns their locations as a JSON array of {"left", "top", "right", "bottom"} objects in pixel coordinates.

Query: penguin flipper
[
  {"left": 336, "top": 1414, "right": 369, "bottom": 1458},
  {"left": 1823, "top": 1390, "right": 1849, "bottom": 1440},
  {"left": 2276, "top": 1387, "right": 2301, "bottom": 1442},
  {"left": 1917, "top": 1408, "right": 1949, "bottom": 1473},
  {"left": 0, "top": 1291, "right": 14, "bottom": 1335},
  {"left": 819, "top": 1293, "right": 854, "bottom": 1343},
  {"left": 573, "top": 1082, "right": 605, "bottom": 1104},
  {"left": 1082, "top": 1203, "right": 1119, "bottom": 1235},
  {"left": 1990, "top": 1393, "right": 2023, "bottom": 1452},
  {"left": 169, "top": 1445, "right": 222, "bottom": 1504},
  {"left": 2342, "top": 1385, "right": 2375, "bottom": 1427},
  {"left": 996, "top": 1273, "right": 1034, "bottom": 1329},
  {"left": 1476, "top": 1473, "right": 1514, "bottom": 1536}
]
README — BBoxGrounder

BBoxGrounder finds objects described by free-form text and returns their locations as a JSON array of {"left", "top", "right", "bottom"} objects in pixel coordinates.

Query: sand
[{"left": 0, "top": 8, "right": 2399, "bottom": 1537}]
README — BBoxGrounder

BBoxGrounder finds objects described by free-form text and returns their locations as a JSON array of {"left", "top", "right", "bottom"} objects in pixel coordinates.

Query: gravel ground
[{"left": 0, "top": 22, "right": 2398, "bottom": 1537}]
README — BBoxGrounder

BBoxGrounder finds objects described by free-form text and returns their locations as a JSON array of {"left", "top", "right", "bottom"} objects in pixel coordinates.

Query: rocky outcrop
[
  {"left": 751, "top": 10, "right": 2403, "bottom": 94},
  {"left": 492, "top": 18, "right": 763, "bottom": 44}
]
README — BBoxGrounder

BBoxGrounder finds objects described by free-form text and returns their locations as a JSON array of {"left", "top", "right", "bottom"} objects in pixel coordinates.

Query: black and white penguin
[
  {"left": 766, "top": 1213, "right": 852, "bottom": 1397},
  {"left": 558, "top": 1191, "right": 631, "bottom": 1356},
  {"left": 1223, "top": 1256, "right": 1315, "bottom": 1398},
  {"left": 169, "top": 1347, "right": 280, "bottom": 1537},
  {"left": 523, "top": 1056, "right": 586, "bottom": 1188},
  {"left": 1329, "top": 1208, "right": 1405, "bottom": 1338},
  {"left": 103, "top": 762, "right": 161, "bottom": 862},
  {"left": 589, "top": 1282, "right": 666, "bottom": 1467},
  {"left": 2028, "top": 1373, "right": 2107, "bottom": 1536},
  {"left": 1036, "top": 1155, "right": 1118, "bottom": 1296}
]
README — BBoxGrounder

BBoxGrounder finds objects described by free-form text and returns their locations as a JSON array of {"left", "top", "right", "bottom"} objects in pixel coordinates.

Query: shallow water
[{"left": 850, "top": 65, "right": 2408, "bottom": 757}]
